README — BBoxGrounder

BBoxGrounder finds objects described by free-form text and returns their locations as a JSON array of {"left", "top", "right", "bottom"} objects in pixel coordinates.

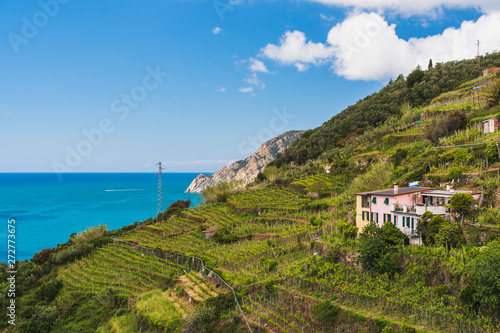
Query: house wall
[
  {"left": 355, "top": 195, "right": 371, "bottom": 233},
  {"left": 370, "top": 192, "right": 424, "bottom": 227}
]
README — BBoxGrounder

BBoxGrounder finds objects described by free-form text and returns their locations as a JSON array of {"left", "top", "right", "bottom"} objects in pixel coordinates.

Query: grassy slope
[{"left": 5, "top": 57, "right": 500, "bottom": 333}]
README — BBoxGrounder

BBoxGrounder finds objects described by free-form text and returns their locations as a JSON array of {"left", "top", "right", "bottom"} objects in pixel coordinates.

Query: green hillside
[{"left": 2, "top": 54, "right": 500, "bottom": 333}]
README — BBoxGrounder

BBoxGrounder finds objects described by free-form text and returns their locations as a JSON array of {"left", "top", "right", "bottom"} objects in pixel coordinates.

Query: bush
[
  {"left": 52, "top": 243, "right": 94, "bottom": 265},
  {"left": 337, "top": 221, "right": 358, "bottom": 239},
  {"left": 435, "top": 222, "right": 463, "bottom": 248},
  {"left": 216, "top": 193, "right": 229, "bottom": 203},
  {"left": 31, "top": 248, "right": 56, "bottom": 266},
  {"left": 446, "top": 167, "right": 463, "bottom": 181},
  {"left": 311, "top": 300, "right": 341, "bottom": 324},
  {"left": 70, "top": 224, "right": 108, "bottom": 244},
  {"left": 310, "top": 216, "right": 323, "bottom": 227},
  {"left": 212, "top": 228, "right": 238, "bottom": 244},
  {"left": 201, "top": 180, "right": 244, "bottom": 203},
  {"left": 400, "top": 325, "right": 417, "bottom": 333},
  {"left": 264, "top": 280, "right": 277, "bottom": 293}
]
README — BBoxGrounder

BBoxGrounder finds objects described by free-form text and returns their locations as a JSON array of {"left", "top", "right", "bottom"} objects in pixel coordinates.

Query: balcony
[
  {"left": 415, "top": 205, "right": 448, "bottom": 215},
  {"left": 392, "top": 204, "right": 416, "bottom": 214},
  {"left": 392, "top": 204, "right": 448, "bottom": 216}
]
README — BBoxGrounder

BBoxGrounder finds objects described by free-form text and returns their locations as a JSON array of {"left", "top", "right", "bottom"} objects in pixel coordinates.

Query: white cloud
[
  {"left": 212, "top": 27, "right": 222, "bottom": 35},
  {"left": 249, "top": 58, "right": 269, "bottom": 72},
  {"left": 258, "top": 12, "right": 500, "bottom": 80},
  {"left": 308, "top": 0, "right": 500, "bottom": 15},
  {"left": 295, "top": 63, "right": 309, "bottom": 71},
  {"left": 215, "top": 87, "right": 226, "bottom": 92},
  {"left": 238, "top": 87, "right": 254, "bottom": 93},
  {"left": 327, "top": 12, "right": 500, "bottom": 80},
  {"left": 320, "top": 13, "right": 336, "bottom": 21},
  {"left": 244, "top": 73, "right": 265, "bottom": 89},
  {"left": 259, "top": 30, "right": 334, "bottom": 70}
]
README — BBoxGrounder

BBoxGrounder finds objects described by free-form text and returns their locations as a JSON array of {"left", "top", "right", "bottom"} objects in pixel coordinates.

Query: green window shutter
[
  {"left": 372, "top": 197, "right": 377, "bottom": 204},
  {"left": 376, "top": 213, "right": 379, "bottom": 222},
  {"left": 383, "top": 198, "right": 389, "bottom": 205},
  {"left": 362, "top": 211, "right": 365, "bottom": 220},
  {"left": 383, "top": 214, "right": 386, "bottom": 223},
  {"left": 388, "top": 214, "right": 391, "bottom": 223},
  {"left": 371, "top": 213, "right": 373, "bottom": 221},
  {"left": 411, "top": 218, "right": 414, "bottom": 229},
  {"left": 407, "top": 217, "right": 410, "bottom": 228}
]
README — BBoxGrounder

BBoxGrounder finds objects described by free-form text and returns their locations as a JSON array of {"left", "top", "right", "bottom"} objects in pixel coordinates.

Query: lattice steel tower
[{"left": 156, "top": 162, "right": 164, "bottom": 224}]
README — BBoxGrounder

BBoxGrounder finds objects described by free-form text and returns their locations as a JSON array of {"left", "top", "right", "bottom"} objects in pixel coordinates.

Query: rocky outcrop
[{"left": 185, "top": 130, "right": 304, "bottom": 193}]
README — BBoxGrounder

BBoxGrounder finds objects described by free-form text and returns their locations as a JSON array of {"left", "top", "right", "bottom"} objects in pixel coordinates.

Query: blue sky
[{"left": 1, "top": 0, "right": 499, "bottom": 173}]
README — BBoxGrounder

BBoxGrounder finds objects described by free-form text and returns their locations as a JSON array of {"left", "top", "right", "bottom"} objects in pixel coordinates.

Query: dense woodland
[
  {"left": 272, "top": 53, "right": 500, "bottom": 165},
  {"left": 2, "top": 53, "right": 500, "bottom": 333}
]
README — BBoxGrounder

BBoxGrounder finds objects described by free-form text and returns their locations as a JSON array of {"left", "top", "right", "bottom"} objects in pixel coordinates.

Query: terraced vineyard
[
  {"left": 59, "top": 243, "right": 180, "bottom": 294},
  {"left": 229, "top": 187, "right": 309, "bottom": 211},
  {"left": 183, "top": 203, "right": 251, "bottom": 228},
  {"left": 143, "top": 216, "right": 199, "bottom": 236}
]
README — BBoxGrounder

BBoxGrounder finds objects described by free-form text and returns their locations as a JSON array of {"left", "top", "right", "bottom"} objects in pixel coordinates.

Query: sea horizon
[{"left": 0, "top": 172, "right": 205, "bottom": 262}]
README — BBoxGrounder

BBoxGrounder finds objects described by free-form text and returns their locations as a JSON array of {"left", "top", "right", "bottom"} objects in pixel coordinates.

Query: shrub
[
  {"left": 70, "top": 224, "right": 108, "bottom": 244},
  {"left": 435, "top": 222, "right": 463, "bottom": 248},
  {"left": 212, "top": 228, "right": 238, "bottom": 244},
  {"left": 264, "top": 280, "right": 277, "bottom": 293},
  {"left": 400, "top": 325, "right": 417, "bottom": 333},
  {"left": 52, "top": 243, "right": 94, "bottom": 265},
  {"left": 216, "top": 193, "right": 229, "bottom": 203},
  {"left": 201, "top": 180, "right": 244, "bottom": 202},
  {"left": 446, "top": 167, "right": 463, "bottom": 181},
  {"left": 311, "top": 300, "right": 341, "bottom": 324},
  {"left": 337, "top": 221, "right": 358, "bottom": 239},
  {"left": 310, "top": 216, "right": 323, "bottom": 227},
  {"left": 31, "top": 248, "right": 56, "bottom": 266}
]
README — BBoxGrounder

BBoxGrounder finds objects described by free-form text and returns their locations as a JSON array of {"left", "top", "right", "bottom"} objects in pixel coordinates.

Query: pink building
[
  {"left": 356, "top": 184, "right": 481, "bottom": 244},
  {"left": 355, "top": 184, "right": 430, "bottom": 233}
]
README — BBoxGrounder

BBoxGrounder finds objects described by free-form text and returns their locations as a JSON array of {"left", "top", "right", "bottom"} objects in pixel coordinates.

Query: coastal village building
[
  {"left": 355, "top": 184, "right": 481, "bottom": 244},
  {"left": 482, "top": 118, "right": 499, "bottom": 134},
  {"left": 483, "top": 66, "right": 500, "bottom": 76}
]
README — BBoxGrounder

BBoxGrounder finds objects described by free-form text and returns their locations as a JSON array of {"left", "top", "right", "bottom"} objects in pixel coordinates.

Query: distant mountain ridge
[{"left": 185, "top": 130, "right": 304, "bottom": 193}]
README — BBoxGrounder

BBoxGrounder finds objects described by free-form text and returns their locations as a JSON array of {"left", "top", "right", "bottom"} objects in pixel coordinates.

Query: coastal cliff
[{"left": 186, "top": 130, "right": 304, "bottom": 193}]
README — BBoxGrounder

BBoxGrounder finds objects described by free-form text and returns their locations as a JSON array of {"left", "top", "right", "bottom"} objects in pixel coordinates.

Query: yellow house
[{"left": 355, "top": 193, "right": 371, "bottom": 233}]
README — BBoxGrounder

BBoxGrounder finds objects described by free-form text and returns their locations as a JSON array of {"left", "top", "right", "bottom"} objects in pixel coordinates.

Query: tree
[
  {"left": 450, "top": 193, "right": 475, "bottom": 222},
  {"left": 407, "top": 66, "right": 425, "bottom": 88},
  {"left": 428, "top": 59, "right": 433, "bottom": 70},
  {"left": 417, "top": 211, "right": 433, "bottom": 245},
  {"left": 417, "top": 212, "right": 446, "bottom": 245},
  {"left": 359, "top": 222, "right": 404, "bottom": 275},
  {"left": 468, "top": 241, "right": 500, "bottom": 312},
  {"left": 435, "top": 222, "right": 463, "bottom": 249}
]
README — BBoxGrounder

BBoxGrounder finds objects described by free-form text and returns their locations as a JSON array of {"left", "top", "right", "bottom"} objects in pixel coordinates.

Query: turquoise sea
[{"left": 0, "top": 173, "right": 202, "bottom": 262}]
